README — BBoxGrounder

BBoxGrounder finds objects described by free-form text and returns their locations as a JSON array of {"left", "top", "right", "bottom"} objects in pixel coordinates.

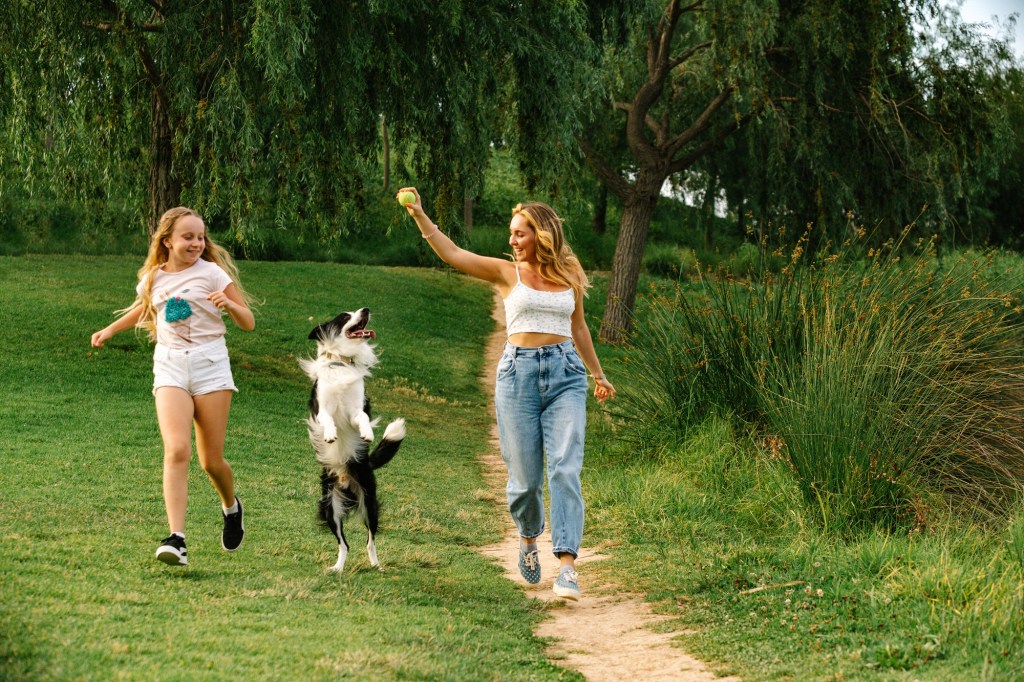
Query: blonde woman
[
  {"left": 91, "top": 207, "right": 255, "bottom": 566},
  {"left": 400, "top": 188, "right": 615, "bottom": 600}
]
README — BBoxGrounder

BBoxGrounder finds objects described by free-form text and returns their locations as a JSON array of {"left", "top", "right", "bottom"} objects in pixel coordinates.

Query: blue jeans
[{"left": 494, "top": 340, "right": 588, "bottom": 558}]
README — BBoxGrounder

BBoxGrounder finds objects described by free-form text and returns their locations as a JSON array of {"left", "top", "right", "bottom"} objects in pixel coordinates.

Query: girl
[
  {"left": 91, "top": 207, "right": 256, "bottom": 566},
  {"left": 400, "top": 188, "right": 615, "bottom": 600}
]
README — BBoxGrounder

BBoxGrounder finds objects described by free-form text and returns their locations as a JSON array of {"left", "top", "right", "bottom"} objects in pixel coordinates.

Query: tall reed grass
[{"left": 621, "top": 230, "right": 1024, "bottom": 533}]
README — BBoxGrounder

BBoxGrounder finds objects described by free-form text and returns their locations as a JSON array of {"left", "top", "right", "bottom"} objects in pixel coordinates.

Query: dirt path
[{"left": 476, "top": 291, "right": 740, "bottom": 682}]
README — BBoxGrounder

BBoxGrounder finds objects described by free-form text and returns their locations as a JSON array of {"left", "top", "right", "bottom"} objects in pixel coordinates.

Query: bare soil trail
[{"left": 475, "top": 291, "right": 740, "bottom": 682}]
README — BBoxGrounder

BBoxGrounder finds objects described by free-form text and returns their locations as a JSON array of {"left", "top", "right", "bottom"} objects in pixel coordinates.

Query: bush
[
  {"left": 643, "top": 244, "right": 698, "bottom": 279},
  {"left": 620, "top": 232, "right": 1024, "bottom": 533}
]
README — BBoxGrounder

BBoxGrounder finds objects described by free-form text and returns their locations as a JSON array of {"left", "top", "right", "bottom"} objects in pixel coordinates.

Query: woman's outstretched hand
[{"left": 397, "top": 187, "right": 423, "bottom": 216}]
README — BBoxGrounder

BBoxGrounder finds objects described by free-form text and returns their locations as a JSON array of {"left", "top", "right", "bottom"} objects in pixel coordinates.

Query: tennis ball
[{"left": 397, "top": 191, "right": 416, "bottom": 206}]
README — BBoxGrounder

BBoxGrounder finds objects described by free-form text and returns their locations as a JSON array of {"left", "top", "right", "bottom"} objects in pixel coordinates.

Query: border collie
[{"left": 300, "top": 307, "right": 405, "bottom": 572}]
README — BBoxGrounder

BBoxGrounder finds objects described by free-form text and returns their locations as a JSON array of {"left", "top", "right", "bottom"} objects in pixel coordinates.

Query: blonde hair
[
  {"left": 511, "top": 202, "right": 590, "bottom": 299},
  {"left": 125, "top": 207, "right": 251, "bottom": 341}
]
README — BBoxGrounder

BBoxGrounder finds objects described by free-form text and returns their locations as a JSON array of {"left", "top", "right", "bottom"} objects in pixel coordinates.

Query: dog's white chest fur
[{"left": 301, "top": 345, "right": 378, "bottom": 446}]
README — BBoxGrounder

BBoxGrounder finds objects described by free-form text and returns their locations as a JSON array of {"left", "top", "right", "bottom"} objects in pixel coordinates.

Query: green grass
[{"left": 0, "top": 255, "right": 571, "bottom": 681}]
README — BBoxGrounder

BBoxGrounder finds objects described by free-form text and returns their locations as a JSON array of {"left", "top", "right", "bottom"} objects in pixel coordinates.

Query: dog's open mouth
[{"left": 346, "top": 319, "right": 376, "bottom": 340}]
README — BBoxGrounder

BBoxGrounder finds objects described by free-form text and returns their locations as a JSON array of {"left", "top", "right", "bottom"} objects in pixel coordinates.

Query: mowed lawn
[{"left": 0, "top": 255, "right": 577, "bottom": 681}]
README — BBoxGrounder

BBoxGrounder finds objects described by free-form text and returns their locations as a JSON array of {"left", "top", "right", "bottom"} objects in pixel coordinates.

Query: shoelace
[
  {"left": 523, "top": 551, "right": 540, "bottom": 570},
  {"left": 559, "top": 570, "right": 578, "bottom": 584}
]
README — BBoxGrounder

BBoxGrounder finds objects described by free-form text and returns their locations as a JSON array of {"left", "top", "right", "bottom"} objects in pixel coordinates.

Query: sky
[{"left": 955, "top": 0, "right": 1023, "bottom": 57}]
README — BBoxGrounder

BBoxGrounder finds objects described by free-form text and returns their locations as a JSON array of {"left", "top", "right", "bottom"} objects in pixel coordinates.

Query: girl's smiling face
[
  {"left": 163, "top": 215, "right": 206, "bottom": 269},
  {"left": 509, "top": 213, "right": 536, "bottom": 263}
]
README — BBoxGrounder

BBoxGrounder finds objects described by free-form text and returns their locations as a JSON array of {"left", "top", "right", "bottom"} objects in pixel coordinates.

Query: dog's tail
[{"left": 369, "top": 418, "right": 406, "bottom": 470}]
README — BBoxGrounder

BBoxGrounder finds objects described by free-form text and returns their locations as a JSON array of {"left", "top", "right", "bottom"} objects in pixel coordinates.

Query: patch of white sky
[{"left": 943, "top": 0, "right": 1022, "bottom": 57}]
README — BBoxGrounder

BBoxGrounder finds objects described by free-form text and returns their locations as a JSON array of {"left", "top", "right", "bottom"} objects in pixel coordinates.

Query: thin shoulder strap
[{"left": 514, "top": 263, "right": 521, "bottom": 283}]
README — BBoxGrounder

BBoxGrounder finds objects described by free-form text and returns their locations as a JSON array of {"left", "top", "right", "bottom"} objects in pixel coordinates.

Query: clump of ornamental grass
[{"left": 620, "top": 225, "right": 1024, "bottom": 533}]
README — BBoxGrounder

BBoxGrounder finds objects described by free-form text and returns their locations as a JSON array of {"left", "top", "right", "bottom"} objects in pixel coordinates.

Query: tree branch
[
  {"left": 99, "top": 0, "right": 169, "bottom": 113},
  {"left": 141, "top": 0, "right": 166, "bottom": 16},
  {"left": 667, "top": 109, "right": 757, "bottom": 175},
  {"left": 665, "top": 86, "right": 733, "bottom": 156},
  {"left": 577, "top": 136, "right": 635, "bottom": 202},
  {"left": 668, "top": 40, "right": 712, "bottom": 71},
  {"left": 82, "top": 20, "right": 163, "bottom": 32}
]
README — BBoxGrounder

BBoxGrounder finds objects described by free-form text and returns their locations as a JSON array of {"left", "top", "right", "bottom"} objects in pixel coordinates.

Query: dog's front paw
[
  {"left": 323, "top": 426, "right": 338, "bottom": 443},
  {"left": 359, "top": 427, "right": 374, "bottom": 442},
  {"left": 327, "top": 562, "right": 345, "bottom": 573}
]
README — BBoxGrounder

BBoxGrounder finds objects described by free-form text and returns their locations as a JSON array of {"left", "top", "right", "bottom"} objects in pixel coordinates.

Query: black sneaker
[
  {"left": 156, "top": 534, "right": 188, "bottom": 566},
  {"left": 222, "top": 497, "right": 244, "bottom": 551}
]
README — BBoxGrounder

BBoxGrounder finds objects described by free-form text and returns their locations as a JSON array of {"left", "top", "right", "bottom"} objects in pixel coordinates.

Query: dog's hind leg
[
  {"left": 328, "top": 505, "right": 349, "bottom": 573},
  {"left": 322, "top": 491, "right": 349, "bottom": 573},
  {"left": 364, "top": 496, "right": 381, "bottom": 569}
]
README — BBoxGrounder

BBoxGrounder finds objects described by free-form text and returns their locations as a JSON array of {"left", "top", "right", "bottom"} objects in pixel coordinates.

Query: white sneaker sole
[
  {"left": 156, "top": 546, "right": 188, "bottom": 566},
  {"left": 552, "top": 584, "right": 580, "bottom": 601}
]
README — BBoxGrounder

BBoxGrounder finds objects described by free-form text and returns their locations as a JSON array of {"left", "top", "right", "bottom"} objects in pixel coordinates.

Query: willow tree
[
  {"left": 1, "top": 1, "right": 588, "bottom": 240},
  {"left": 578, "top": 0, "right": 1003, "bottom": 343}
]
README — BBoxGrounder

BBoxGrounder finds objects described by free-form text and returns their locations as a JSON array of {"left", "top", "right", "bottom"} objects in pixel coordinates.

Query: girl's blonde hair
[
  {"left": 511, "top": 202, "right": 590, "bottom": 299},
  {"left": 126, "top": 207, "right": 251, "bottom": 341}
]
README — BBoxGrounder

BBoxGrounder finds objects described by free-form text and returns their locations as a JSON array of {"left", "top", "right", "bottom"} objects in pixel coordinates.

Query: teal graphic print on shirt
[{"left": 165, "top": 289, "right": 193, "bottom": 322}]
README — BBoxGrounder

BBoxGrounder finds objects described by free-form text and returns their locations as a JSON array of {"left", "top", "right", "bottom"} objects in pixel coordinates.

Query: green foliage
[
  {"left": 0, "top": 196, "right": 146, "bottom": 256},
  {"left": 0, "top": 1, "right": 591, "bottom": 242},
  {"left": 619, "top": 233, "right": 1024, "bottom": 533},
  {"left": 643, "top": 243, "right": 698, "bottom": 279}
]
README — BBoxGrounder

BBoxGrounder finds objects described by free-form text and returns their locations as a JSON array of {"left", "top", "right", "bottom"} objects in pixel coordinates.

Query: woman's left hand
[{"left": 594, "top": 377, "right": 615, "bottom": 402}]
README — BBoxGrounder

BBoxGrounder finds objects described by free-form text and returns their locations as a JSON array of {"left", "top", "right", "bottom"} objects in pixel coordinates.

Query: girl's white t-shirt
[{"left": 138, "top": 259, "right": 234, "bottom": 348}]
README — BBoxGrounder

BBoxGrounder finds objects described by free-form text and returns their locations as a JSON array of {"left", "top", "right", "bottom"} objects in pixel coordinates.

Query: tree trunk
[
  {"left": 592, "top": 184, "right": 608, "bottom": 235},
  {"left": 702, "top": 171, "right": 717, "bottom": 250},
  {"left": 598, "top": 190, "right": 658, "bottom": 344},
  {"left": 463, "top": 196, "right": 474, "bottom": 233},
  {"left": 148, "top": 89, "right": 180, "bottom": 236},
  {"left": 381, "top": 114, "right": 390, "bottom": 191}
]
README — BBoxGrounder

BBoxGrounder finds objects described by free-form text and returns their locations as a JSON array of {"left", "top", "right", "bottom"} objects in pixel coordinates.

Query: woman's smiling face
[{"left": 509, "top": 213, "right": 536, "bottom": 263}]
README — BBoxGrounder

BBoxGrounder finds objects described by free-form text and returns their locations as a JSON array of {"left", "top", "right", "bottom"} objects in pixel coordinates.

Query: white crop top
[{"left": 503, "top": 265, "right": 575, "bottom": 338}]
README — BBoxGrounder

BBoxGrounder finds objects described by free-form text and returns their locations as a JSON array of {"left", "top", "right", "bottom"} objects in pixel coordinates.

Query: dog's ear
[{"left": 308, "top": 324, "right": 325, "bottom": 341}]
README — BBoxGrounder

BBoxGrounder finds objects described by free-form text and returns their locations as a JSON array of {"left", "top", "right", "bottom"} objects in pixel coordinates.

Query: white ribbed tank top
[{"left": 503, "top": 264, "right": 575, "bottom": 337}]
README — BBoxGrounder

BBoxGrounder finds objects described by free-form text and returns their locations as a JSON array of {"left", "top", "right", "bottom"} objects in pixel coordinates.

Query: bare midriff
[{"left": 507, "top": 332, "right": 571, "bottom": 348}]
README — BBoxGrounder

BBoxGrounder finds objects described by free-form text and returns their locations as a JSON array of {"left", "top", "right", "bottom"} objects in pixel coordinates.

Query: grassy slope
[{"left": 0, "top": 255, "right": 572, "bottom": 681}]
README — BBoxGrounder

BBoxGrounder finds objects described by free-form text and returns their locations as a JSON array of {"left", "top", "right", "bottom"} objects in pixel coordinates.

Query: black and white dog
[{"left": 300, "top": 307, "right": 405, "bottom": 572}]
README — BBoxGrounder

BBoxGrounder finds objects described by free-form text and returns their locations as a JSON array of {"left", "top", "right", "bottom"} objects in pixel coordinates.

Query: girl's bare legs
[
  {"left": 154, "top": 387, "right": 196, "bottom": 533},
  {"left": 193, "top": 390, "right": 235, "bottom": 508}
]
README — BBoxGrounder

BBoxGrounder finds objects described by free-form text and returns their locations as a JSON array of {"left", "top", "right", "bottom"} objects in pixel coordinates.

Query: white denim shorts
[{"left": 152, "top": 337, "right": 238, "bottom": 396}]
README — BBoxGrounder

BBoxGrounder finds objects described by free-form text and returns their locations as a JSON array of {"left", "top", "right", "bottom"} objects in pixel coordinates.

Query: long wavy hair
[
  {"left": 511, "top": 202, "right": 590, "bottom": 300},
  {"left": 124, "top": 207, "right": 251, "bottom": 341}
]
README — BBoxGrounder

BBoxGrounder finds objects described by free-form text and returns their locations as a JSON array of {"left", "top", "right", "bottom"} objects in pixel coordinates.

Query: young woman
[
  {"left": 91, "top": 207, "right": 255, "bottom": 566},
  {"left": 400, "top": 187, "right": 615, "bottom": 600}
]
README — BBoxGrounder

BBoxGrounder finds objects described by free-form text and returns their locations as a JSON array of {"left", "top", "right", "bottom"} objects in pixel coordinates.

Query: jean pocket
[
  {"left": 564, "top": 352, "right": 587, "bottom": 376},
  {"left": 496, "top": 353, "right": 516, "bottom": 381}
]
